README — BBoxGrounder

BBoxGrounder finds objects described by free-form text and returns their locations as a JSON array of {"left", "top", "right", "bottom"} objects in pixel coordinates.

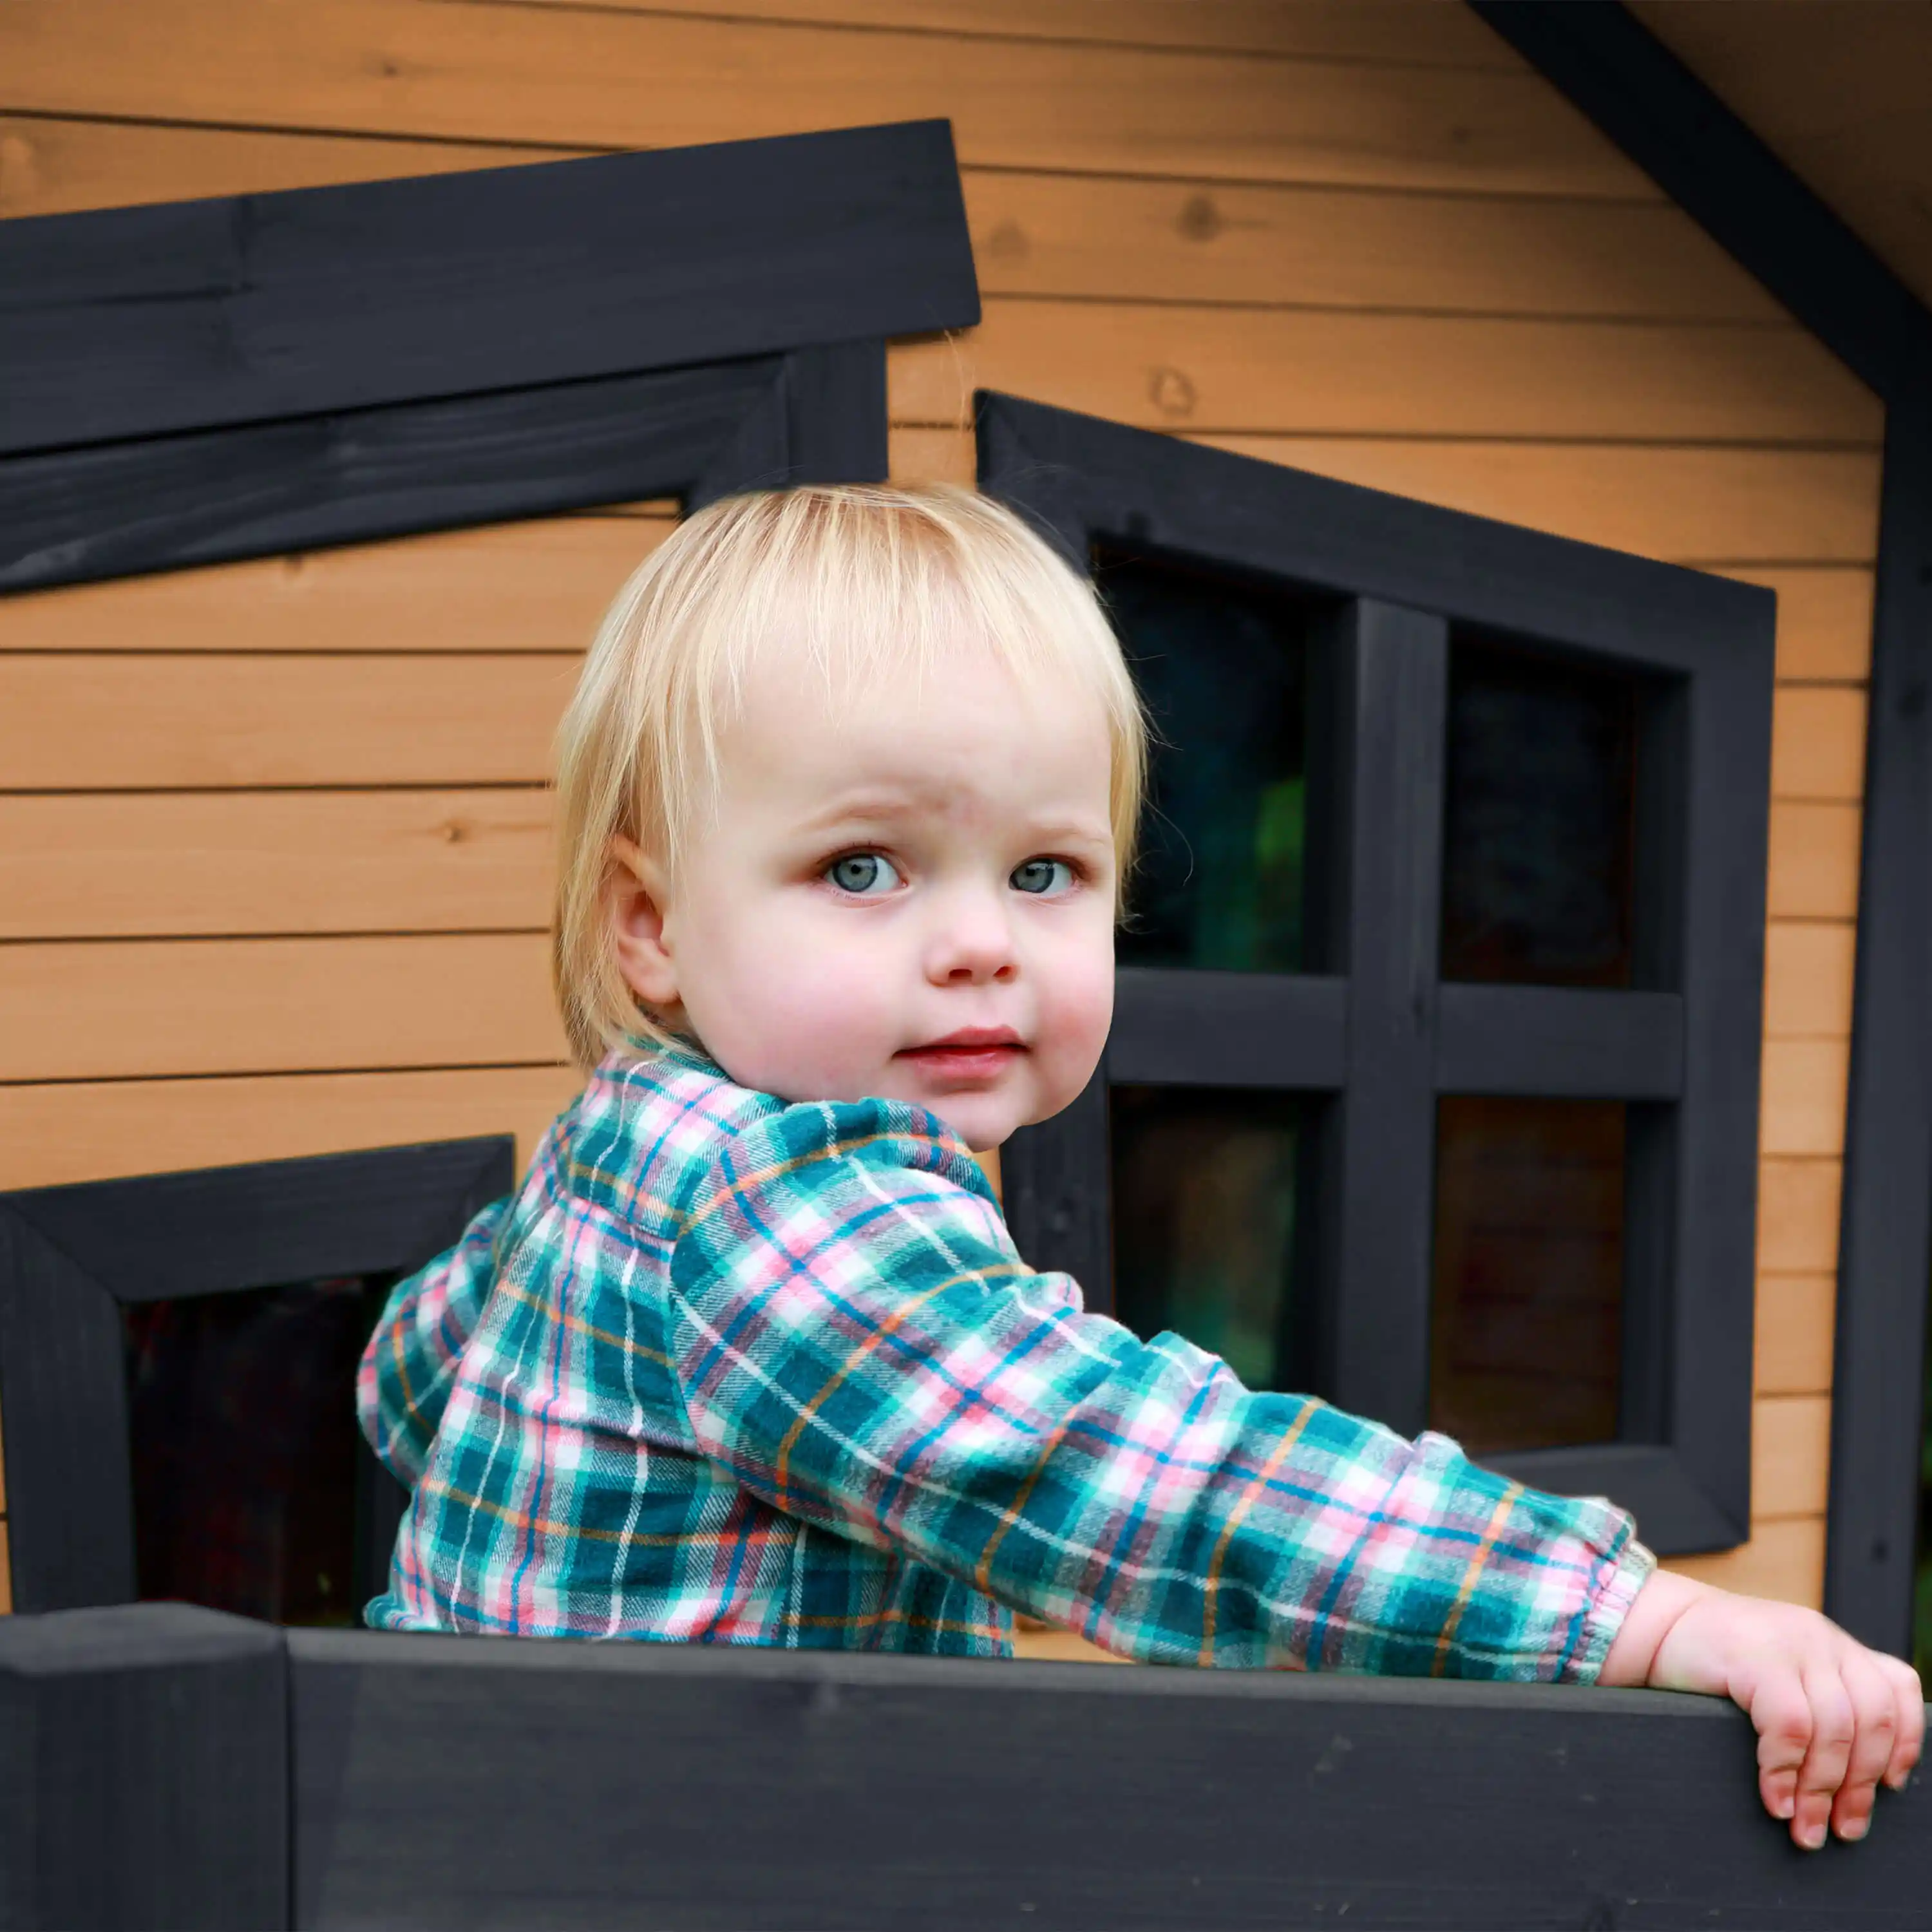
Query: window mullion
[
  {"left": 998, "top": 1064, "right": 1115, "bottom": 1316},
  {"left": 1323, "top": 598, "right": 1450, "bottom": 1437}
]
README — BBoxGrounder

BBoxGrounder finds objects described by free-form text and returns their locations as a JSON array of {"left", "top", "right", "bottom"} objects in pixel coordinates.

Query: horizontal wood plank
[
  {"left": 1665, "top": 1516, "right": 1823, "bottom": 1607},
  {"left": 0, "top": 789, "right": 552, "bottom": 940},
  {"left": 1195, "top": 437, "right": 1884, "bottom": 567},
  {"left": 1767, "top": 802, "right": 1863, "bottom": 920},
  {"left": 1718, "top": 567, "right": 1873, "bottom": 683},
  {"left": 888, "top": 429, "right": 1883, "bottom": 565},
  {"left": 0, "top": 655, "right": 577, "bottom": 790},
  {"left": 1763, "top": 921, "right": 1857, "bottom": 1040},
  {"left": 0, "top": 112, "right": 554, "bottom": 220},
  {"left": 1755, "top": 1273, "right": 1835, "bottom": 1397},
  {"left": 504, "top": 0, "right": 1527, "bottom": 66},
  {"left": 1752, "top": 1394, "right": 1832, "bottom": 1520},
  {"left": 1760, "top": 1041, "right": 1851, "bottom": 1158},
  {"left": 0, "top": 1062, "right": 583, "bottom": 1191},
  {"left": 0, "top": 934, "right": 566, "bottom": 1080},
  {"left": 1771, "top": 687, "right": 1868, "bottom": 802},
  {"left": 891, "top": 304, "right": 1879, "bottom": 442},
  {"left": 963, "top": 169, "right": 1779, "bottom": 320},
  {"left": 0, "top": 1062, "right": 994, "bottom": 1205},
  {"left": 1757, "top": 1159, "right": 1842, "bottom": 1274},
  {"left": 888, "top": 425, "right": 976, "bottom": 486},
  {"left": 1009, "top": 1625, "right": 1130, "bottom": 1665},
  {"left": 1, "top": 118, "right": 1773, "bottom": 325},
  {"left": 0, "top": 517, "right": 667, "bottom": 655},
  {"left": 0, "top": 0, "right": 1657, "bottom": 197}
]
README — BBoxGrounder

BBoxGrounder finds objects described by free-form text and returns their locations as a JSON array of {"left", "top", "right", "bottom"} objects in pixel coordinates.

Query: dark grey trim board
[
  {"left": 0, "top": 1604, "right": 289, "bottom": 1932},
  {"left": 289, "top": 1625, "right": 1932, "bottom": 1931},
  {"left": 1468, "top": 4, "right": 1918, "bottom": 404},
  {"left": 1108, "top": 969, "right": 1347, "bottom": 1089},
  {"left": 1469, "top": 0, "right": 1932, "bottom": 1658},
  {"left": 0, "top": 1137, "right": 512, "bottom": 1615},
  {"left": 1, "top": 340, "right": 888, "bottom": 594},
  {"left": 14, "top": 1602, "right": 1932, "bottom": 1932},
  {"left": 1827, "top": 392, "right": 1932, "bottom": 1654},
  {"left": 0, "top": 119, "right": 976, "bottom": 457},
  {"left": 1435, "top": 985, "right": 1683, "bottom": 1101},
  {"left": 978, "top": 390, "right": 1772, "bottom": 674},
  {"left": 1001, "top": 1064, "right": 1113, "bottom": 1322},
  {"left": 1326, "top": 597, "right": 1448, "bottom": 1437},
  {"left": 980, "top": 390, "right": 1770, "bottom": 1556}
]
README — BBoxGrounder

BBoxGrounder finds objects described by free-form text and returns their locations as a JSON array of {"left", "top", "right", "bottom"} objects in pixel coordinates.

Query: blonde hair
[{"left": 552, "top": 482, "right": 1148, "bottom": 1070}]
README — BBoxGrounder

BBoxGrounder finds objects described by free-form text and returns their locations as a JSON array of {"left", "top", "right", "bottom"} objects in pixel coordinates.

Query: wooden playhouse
[{"left": 1, "top": 0, "right": 1930, "bottom": 1698}]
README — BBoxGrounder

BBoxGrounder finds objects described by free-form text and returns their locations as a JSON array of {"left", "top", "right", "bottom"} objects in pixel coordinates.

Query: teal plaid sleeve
[
  {"left": 668, "top": 1097, "right": 1655, "bottom": 1680},
  {"left": 358, "top": 1191, "right": 512, "bottom": 1486}
]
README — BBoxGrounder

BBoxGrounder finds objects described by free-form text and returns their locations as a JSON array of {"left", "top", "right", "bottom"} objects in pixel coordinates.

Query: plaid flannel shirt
[{"left": 359, "top": 1042, "right": 1653, "bottom": 1674}]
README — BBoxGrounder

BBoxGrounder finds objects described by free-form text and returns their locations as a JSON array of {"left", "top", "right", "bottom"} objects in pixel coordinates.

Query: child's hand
[{"left": 1601, "top": 1569, "right": 1924, "bottom": 1848}]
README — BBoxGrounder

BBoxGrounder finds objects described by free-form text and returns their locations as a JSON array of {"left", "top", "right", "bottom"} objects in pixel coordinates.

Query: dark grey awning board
[{"left": 0, "top": 118, "right": 979, "bottom": 458}]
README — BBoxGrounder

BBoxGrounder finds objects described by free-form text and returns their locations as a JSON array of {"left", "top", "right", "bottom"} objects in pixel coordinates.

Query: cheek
[
  {"left": 679, "top": 899, "right": 904, "bottom": 1095},
  {"left": 1027, "top": 916, "right": 1116, "bottom": 1083}
]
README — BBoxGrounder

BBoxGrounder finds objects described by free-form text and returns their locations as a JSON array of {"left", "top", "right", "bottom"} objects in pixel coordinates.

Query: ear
[{"left": 606, "top": 835, "right": 681, "bottom": 1010}]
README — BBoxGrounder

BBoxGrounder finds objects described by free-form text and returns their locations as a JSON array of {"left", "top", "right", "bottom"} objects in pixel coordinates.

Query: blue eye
[
  {"left": 1010, "top": 858, "right": 1075, "bottom": 896},
  {"left": 826, "top": 852, "right": 902, "bottom": 896}
]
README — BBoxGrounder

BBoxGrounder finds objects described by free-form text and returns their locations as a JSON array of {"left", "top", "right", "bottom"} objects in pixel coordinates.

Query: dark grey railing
[{"left": 1, "top": 1602, "right": 1927, "bottom": 1930}]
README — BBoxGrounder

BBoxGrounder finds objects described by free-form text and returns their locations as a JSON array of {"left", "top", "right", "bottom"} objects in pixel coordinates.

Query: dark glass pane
[
  {"left": 1441, "top": 638, "right": 1638, "bottom": 987},
  {"left": 1097, "top": 548, "right": 1314, "bottom": 974},
  {"left": 1430, "top": 1097, "right": 1624, "bottom": 1454},
  {"left": 1111, "top": 1085, "right": 1307, "bottom": 1392},
  {"left": 123, "top": 1273, "right": 395, "bottom": 1626}
]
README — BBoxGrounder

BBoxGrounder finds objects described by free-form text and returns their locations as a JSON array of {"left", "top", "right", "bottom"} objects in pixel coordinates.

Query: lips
[
  {"left": 895, "top": 1028, "right": 1027, "bottom": 1085},
  {"left": 914, "top": 1028, "right": 1023, "bottom": 1051}
]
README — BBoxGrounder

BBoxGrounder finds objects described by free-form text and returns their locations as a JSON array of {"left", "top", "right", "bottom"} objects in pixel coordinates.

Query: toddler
[{"left": 360, "top": 484, "right": 1920, "bottom": 1850}]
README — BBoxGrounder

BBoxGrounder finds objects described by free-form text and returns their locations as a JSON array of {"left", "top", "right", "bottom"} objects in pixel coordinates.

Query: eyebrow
[
  {"left": 799, "top": 791, "right": 1112, "bottom": 849},
  {"left": 795, "top": 790, "right": 925, "bottom": 835}
]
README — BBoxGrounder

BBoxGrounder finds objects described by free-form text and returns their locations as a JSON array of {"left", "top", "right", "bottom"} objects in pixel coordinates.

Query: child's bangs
[{"left": 739, "top": 496, "right": 1111, "bottom": 706}]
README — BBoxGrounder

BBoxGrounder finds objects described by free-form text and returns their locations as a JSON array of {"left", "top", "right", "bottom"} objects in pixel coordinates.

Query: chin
[{"left": 918, "top": 1097, "right": 1019, "bottom": 1154}]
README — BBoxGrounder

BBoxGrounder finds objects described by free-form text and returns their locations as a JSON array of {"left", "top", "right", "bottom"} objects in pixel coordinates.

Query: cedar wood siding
[{"left": 0, "top": 0, "right": 1881, "bottom": 1622}]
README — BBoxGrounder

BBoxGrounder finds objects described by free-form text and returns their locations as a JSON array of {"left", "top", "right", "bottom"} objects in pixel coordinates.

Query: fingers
[
  {"left": 1880, "top": 1654, "right": 1925, "bottom": 1792},
  {"left": 1792, "top": 1667, "right": 1857, "bottom": 1849},
  {"left": 1750, "top": 1671, "right": 1814, "bottom": 1833},
  {"left": 1829, "top": 1652, "right": 1902, "bottom": 1842},
  {"left": 1754, "top": 1649, "right": 1924, "bottom": 1849}
]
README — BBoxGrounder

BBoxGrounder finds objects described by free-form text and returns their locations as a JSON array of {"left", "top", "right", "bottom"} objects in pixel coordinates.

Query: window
[
  {"left": 0, "top": 1139, "right": 509, "bottom": 1616},
  {"left": 981, "top": 392, "right": 1773, "bottom": 1552},
  {"left": 123, "top": 1272, "right": 401, "bottom": 1626}
]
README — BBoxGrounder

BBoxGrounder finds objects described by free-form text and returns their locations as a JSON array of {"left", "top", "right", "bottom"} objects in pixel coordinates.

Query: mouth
[{"left": 895, "top": 1028, "right": 1027, "bottom": 1084}]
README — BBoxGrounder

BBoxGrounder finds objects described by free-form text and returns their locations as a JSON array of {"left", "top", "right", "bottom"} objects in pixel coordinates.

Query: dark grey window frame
[
  {"left": 981, "top": 389, "right": 1774, "bottom": 1554},
  {"left": 0, "top": 1139, "right": 511, "bottom": 1615}
]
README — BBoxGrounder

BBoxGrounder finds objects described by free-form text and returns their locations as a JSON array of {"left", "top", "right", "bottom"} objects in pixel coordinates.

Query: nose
[{"left": 922, "top": 882, "right": 1019, "bottom": 987}]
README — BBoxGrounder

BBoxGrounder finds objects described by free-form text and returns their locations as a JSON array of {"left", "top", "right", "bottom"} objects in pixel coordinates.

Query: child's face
[{"left": 611, "top": 636, "right": 1118, "bottom": 1150}]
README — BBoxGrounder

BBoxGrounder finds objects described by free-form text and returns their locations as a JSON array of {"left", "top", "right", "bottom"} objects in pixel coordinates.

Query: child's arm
[
  {"left": 357, "top": 1193, "right": 513, "bottom": 1485},
  {"left": 1600, "top": 1568, "right": 1924, "bottom": 1848},
  {"left": 668, "top": 1098, "right": 1647, "bottom": 1681}
]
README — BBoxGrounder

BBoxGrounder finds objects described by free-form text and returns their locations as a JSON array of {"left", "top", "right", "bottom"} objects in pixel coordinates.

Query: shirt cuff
[{"left": 1562, "top": 1532, "right": 1659, "bottom": 1684}]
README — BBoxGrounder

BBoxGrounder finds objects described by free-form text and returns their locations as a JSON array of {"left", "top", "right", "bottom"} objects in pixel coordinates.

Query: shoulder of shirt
[
  {"left": 535, "top": 1043, "right": 996, "bottom": 1238},
  {"left": 535, "top": 1042, "right": 781, "bottom": 1236}
]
